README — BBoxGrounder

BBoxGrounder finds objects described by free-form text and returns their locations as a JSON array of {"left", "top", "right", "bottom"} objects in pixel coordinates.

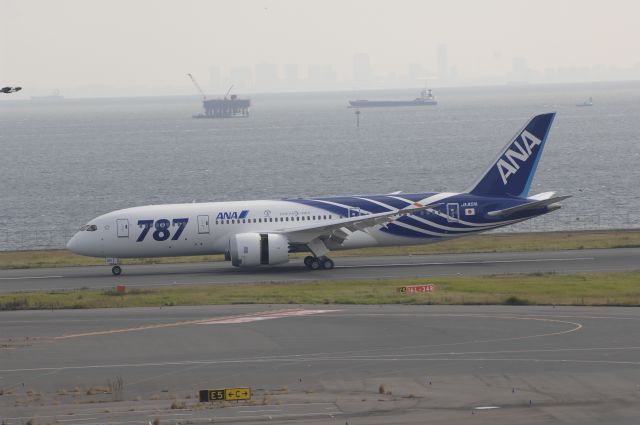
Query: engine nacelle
[{"left": 229, "top": 233, "right": 289, "bottom": 267}]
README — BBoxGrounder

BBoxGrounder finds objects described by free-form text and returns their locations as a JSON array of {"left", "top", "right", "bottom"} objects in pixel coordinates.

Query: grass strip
[
  {"left": 2, "top": 271, "right": 640, "bottom": 310},
  {"left": 2, "top": 229, "right": 640, "bottom": 270}
]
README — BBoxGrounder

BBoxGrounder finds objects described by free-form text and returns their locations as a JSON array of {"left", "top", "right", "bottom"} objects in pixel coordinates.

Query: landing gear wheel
[
  {"left": 309, "top": 259, "right": 321, "bottom": 270},
  {"left": 304, "top": 256, "right": 315, "bottom": 267},
  {"left": 111, "top": 265, "right": 122, "bottom": 276},
  {"left": 321, "top": 258, "right": 335, "bottom": 270}
]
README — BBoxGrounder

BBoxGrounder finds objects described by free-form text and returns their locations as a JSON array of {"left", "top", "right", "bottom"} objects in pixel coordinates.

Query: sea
[{"left": 1, "top": 81, "right": 639, "bottom": 251}]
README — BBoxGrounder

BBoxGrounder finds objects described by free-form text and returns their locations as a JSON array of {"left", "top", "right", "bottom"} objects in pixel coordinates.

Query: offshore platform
[{"left": 188, "top": 73, "right": 250, "bottom": 118}]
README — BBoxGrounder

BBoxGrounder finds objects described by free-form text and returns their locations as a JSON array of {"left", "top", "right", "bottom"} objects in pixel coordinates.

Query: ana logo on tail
[{"left": 496, "top": 130, "right": 542, "bottom": 184}]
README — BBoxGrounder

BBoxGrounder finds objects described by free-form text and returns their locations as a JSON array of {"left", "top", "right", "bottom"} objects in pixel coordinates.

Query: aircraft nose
[{"left": 66, "top": 233, "right": 81, "bottom": 253}]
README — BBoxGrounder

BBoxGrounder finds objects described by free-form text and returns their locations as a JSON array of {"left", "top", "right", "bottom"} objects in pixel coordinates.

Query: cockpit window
[{"left": 80, "top": 224, "right": 98, "bottom": 231}]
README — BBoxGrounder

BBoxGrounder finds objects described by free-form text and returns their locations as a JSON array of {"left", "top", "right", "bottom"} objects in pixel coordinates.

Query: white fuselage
[{"left": 66, "top": 198, "right": 453, "bottom": 259}]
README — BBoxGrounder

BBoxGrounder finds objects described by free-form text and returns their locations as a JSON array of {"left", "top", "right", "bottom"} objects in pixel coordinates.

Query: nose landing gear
[{"left": 107, "top": 258, "right": 122, "bottom": 276}]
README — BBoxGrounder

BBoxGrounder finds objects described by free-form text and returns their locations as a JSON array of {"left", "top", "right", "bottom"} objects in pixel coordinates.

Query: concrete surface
[{"left": 2, "top": 304, "right": 640, "bottom": 424}]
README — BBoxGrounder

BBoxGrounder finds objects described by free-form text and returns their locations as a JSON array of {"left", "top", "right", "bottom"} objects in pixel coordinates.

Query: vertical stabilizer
[{"left": 467, "top": 112, "right": 556, "bottom": 198}]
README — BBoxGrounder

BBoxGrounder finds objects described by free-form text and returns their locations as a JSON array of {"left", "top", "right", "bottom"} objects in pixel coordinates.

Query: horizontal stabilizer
[
  {"left": 527, "top": 191, "right": 556, "bottom": 201},
  {"left": 487, "top": 195, "right": 571, "bottom": 217}
]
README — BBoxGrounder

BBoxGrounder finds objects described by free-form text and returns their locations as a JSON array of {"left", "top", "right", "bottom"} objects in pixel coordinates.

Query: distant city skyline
[
  {"left": 198, "top": 49, "right": 640, "bottom": 97},
  {"left": 2, "top": 0, "right": 640, "bottom": 98}
]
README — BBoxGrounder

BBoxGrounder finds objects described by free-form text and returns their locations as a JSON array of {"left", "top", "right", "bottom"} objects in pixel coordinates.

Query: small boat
[
  {"left": 576, "top": 97, "right": 593, "bottom": 107},
  {"left": 348, "top": 89, "right": 437, "bottom": 108}
]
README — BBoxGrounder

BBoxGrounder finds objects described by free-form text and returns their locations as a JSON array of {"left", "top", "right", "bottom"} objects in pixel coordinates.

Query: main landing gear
[
  {"left": 111, "top": 265, "right": 122, "bottom": 276},
  {"left": 303, "top": 255, "right": 335, "bottom": 270}
]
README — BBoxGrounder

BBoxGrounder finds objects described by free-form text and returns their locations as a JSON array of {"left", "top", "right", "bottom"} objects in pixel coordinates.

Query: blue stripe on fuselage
[
  {"left": 287, "top": 193, "right": 550, "bottom": 240},
  {"left": 381, "top": 222, "right": 444, "bottom": 239}
]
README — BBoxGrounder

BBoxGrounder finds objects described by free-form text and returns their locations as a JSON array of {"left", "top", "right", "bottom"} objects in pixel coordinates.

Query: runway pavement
[
  {"left": 0, "top": 247, "right": 639, "bottom": 293},
  {"left": 2, "top": 304, "right": 640, "bottom": 424}
]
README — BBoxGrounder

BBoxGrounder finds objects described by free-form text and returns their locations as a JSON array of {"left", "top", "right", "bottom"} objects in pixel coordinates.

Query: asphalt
[
  {"left": 0, "top": 248, "right": 639, "bottom": 293},
  {"left": 2, "top": 304, "right": 640, "bottom": 424}
]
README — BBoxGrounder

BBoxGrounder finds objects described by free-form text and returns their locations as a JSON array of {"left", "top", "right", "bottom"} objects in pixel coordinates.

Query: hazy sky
[{"left": 2, "top": 0, "right": 639, "bottom": 96}]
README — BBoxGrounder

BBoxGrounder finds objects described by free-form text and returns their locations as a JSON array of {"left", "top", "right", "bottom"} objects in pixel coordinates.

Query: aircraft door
[
  {"left": 197, "top": 215, "right": 210, "bottom": 234},
  {"left": 116, "top": 219, "right": 129, "bottom": 238},
  {"left": 446, "top": 203, "right": 460, "bottom": 223}
]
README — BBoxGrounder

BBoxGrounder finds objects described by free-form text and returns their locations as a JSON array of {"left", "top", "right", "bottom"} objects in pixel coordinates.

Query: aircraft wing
[
  {"left": 276, "top": 203, "right": 441, "bottom": 244},
  {"left": 487, "top": 195, "right": 571, "bottom": 217}
]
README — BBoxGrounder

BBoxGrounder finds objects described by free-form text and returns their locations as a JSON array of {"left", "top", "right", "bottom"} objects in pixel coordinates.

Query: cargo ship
[
  {"left": 31, "top": 89, "right": 64, "bottom": 101},
  {"left": 349, "top": 89, "right": 437, "bottom": 108}
]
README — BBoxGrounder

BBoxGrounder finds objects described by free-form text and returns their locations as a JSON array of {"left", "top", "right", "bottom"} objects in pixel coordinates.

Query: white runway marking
[
  {"left": 52, "top": 309, "right": 340, "bottom": 339},
  {"left": 205, "top": 411, "right": 342, "bottom": 421},
  {"left": 0, "top": 275, "right": 63, "bottom": 280},
  {"left": 198, "top": 309, "right": 340, "bottom": 324},
  {"left": 474, "top": 406, "right": 500, "bottom": 410},
  {"left": 6, "top": 351, "right": 640, "bottom": 374},
  {"left": 337, "top": 257, "right": 594, "bottom": 268}
]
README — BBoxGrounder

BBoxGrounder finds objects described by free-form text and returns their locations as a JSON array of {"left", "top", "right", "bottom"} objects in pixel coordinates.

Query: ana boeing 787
[{"left": 67, "top": 113, "right": 568, "bottom": 275}]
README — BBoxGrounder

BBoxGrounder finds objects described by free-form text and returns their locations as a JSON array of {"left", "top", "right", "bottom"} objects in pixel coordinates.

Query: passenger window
[
  {"left": 259, "top": 218, "right": 262, "bottom": 223},
  {"left": 253, "top": 219, "right": 257, "bottom": 223},
  {"left": 285, "top": 217, "right": 289, "bottom": 221},
  {"left": 226, "top": 220, "right": 230, "bottom": 224},
  {"left": 269, "top": 218, "right": 273, "bottom": 222},
  {"left": 296, "top": 217, "right": 300, "bottom": 221},
  {"left": 301, "top": 216, "right": 305, "bottom": 221}
]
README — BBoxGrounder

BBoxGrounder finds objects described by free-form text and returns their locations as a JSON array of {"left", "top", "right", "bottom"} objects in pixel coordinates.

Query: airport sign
[
  {"left": 225, "top": 387, "right": 251, "bottom": 401},
  {"left": 398, "top": 284, "right": 435, "bottom": 294},
  {"left": 199, "top": 389, "right": 225, "bottom": 402},
  {"left": 199, "top": 387, "right": 251, "bottom": 402}
]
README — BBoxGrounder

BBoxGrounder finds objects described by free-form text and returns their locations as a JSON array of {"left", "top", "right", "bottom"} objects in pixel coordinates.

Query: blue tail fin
[{"left": 467, "top": 112, "right": 556, "bottom": 198}]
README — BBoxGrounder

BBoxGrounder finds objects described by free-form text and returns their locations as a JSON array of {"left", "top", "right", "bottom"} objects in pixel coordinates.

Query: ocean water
[{"left": 1, "top": 82, "right": 639, "bottom": 250}]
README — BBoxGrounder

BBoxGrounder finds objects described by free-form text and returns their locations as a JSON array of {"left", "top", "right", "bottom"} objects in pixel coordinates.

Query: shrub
[{"left": 504, "top": 296, "right": 530, "bottom": 305}]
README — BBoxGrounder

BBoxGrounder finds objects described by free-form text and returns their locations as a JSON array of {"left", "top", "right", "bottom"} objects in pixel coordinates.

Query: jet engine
[{"left": 229, "top": 233, "right": 289, "bottom": 267}]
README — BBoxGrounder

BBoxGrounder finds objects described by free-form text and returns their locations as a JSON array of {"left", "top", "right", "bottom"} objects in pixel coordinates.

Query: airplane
[
  {"left": 67, "top": 112, "right": 569, "bottom": 275},
  {"left": 1, "top": 86, "right": 22, "bottom": 94}
]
